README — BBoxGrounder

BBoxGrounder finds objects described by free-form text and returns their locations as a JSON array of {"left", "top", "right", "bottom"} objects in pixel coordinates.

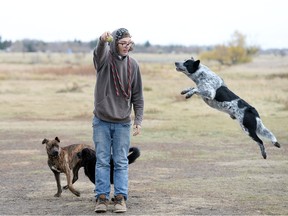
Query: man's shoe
[
  {"left": 95, "top": 194, "right": 108, "bottom": 213},
  {"left": 113, "top": 194, "right": 127, "bottom": 213}
]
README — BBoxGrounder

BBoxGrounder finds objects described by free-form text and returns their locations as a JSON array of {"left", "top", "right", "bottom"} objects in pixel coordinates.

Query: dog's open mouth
[
  {"left": 175, "top": 62, "right": 185, "bottom": 72},
  {"left": 175, "top": 67, "right": 184, "bottom": 72}
]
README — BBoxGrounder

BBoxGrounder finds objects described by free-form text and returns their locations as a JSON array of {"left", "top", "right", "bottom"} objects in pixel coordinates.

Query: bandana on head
[{"left": 115, "top": 28, "right": 131, "bottom": 41}]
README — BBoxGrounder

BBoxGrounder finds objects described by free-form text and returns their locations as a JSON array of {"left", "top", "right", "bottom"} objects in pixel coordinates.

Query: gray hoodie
[{"left": 92, "top": 29, "right": 144, "bottom": 126}]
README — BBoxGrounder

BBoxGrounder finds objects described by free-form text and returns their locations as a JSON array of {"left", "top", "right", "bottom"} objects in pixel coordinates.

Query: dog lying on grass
[
  {"left": 175, "top": 58, "right": 281, "bottom": 159},
  {"left": 77, "top": 147, "right": 140, "bottom": 184},
  {"left": 42, "top": 137, "right": 93, "bottom": 197}
]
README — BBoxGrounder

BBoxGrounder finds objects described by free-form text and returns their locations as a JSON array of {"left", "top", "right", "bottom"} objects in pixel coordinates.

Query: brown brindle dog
[{"left": 42, "top": 137, "right": 93, "bottom": 197}]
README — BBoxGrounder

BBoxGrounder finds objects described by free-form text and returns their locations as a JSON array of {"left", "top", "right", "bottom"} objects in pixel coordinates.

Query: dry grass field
[{"left": 0, "top": 52, "right": 287, "bottom": 215}]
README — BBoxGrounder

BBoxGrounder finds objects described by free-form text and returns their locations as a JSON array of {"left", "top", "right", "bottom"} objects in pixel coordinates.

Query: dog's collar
[
  {"left": 51, "top": 165, "right": 61, "bottom": 173},
  {"left": 49, "top": 155, "right": 59, "bottom": 159}
]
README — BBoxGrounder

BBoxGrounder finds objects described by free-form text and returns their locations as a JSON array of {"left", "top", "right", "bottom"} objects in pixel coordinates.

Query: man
[{"left": 92, "top": 28, "right": 144, "bottom": 213}]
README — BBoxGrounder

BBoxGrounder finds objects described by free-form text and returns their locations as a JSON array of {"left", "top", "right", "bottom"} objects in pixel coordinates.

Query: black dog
[
  {"left": 77, "top": 147, "right": 140, "bottom": 184},
  {"left": 175, "top": 58, "right": 281, "bottom": 159}
]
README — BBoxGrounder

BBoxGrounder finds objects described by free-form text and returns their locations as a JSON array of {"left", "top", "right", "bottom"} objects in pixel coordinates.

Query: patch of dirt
[{"left": 0, "top": 123, "right": 287, "bottom": 215}]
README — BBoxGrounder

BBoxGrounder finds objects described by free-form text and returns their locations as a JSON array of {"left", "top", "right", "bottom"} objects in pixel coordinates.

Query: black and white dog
[
  {"left": 175, "top": 58, "right": 280, "bottom": 159},
  {"left": 77, "top": 147, "right": 140, "bottom": 184}
]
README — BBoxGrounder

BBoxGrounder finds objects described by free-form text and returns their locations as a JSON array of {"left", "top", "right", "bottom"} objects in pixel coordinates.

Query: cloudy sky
[{"left": 1, "top": 0, "right": 287, "bottom": 49}]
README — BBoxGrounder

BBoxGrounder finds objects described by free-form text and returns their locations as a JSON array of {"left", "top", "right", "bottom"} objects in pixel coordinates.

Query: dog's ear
[
  {"left": 193, "top": 60, "right": 200, "bottom": 71},
  {"left": 42, "top": 138, "right": 49, "bottom": 144},
  {"left": 77, "top": 151, "right": 82, "bottom": 159},
  {"left": 55, "top": 137, "right": 60, "bottom": 142}
]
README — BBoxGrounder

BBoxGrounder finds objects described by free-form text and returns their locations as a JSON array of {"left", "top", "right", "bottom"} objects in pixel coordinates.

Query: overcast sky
[{"left": 1, "top": 0, "right": 287, "bottom": 49}]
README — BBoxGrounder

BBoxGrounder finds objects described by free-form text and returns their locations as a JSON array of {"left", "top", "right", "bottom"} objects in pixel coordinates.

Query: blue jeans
[{"left": 92, "top": 116, "right": 131, "bottom": 200}]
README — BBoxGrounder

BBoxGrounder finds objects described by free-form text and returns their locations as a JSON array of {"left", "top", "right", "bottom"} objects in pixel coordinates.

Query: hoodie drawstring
[{"left": 110, "top": 52, "right": 131, "bottom": 100}]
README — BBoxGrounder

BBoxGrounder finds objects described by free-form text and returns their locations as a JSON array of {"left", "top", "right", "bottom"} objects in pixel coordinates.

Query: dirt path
[{"left": 1, "top": 123, "right": 287, "bottom": 215}]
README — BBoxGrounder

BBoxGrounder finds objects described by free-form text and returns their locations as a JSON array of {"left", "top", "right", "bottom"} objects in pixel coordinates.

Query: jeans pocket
[
  {"left": 92, "top": 116, "right": 102, "bottom": 127},
  {"left": 120, "top": 122, "right": 132, "bottom": 128}
]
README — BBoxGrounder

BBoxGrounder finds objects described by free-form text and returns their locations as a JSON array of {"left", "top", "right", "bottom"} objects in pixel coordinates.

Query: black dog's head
[
  {"left": 42, "top": 137, "right": 61, "bottom": 157},
  {"left": 77, "top": 148, "right": 96, "bottom": 165},
  {"left": 175, "top": 57, "right": 200, "bottom": 76},
  {"left": 77, "top": 148, "right": 96, "bottom": 184}
]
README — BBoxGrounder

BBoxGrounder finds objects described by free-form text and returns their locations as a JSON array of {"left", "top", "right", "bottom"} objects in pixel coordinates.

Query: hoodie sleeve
[
  {"left": 131, "top": 63, "right": 144, "bottom": 126},
  {"left": 93, "top": 38, "right": 110, "bottom": 73}
]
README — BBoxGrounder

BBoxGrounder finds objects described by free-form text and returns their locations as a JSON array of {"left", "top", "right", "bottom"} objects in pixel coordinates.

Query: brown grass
[{"left": 0, "top": 53, "right": 287, "bottom": 215}]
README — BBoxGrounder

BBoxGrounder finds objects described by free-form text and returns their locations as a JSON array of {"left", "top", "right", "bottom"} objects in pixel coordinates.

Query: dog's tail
[{"left": 128, "top": 147, "right": 140, "bottom": 164}]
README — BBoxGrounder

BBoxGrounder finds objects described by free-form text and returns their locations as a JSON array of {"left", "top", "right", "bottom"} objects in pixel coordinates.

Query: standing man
[{"left": 92, "top": 28, "right": 144, "bottom": 213}]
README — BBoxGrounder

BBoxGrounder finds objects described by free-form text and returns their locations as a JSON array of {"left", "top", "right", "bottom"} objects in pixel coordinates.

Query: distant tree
[
  {"left": 200, "top": 45, "right": 230, "bottom": 65},
  {"left": 89, "top": 39, "right": 99, "bottom": 49},
  {"left": 22, "top": 39, "right": 46, "bottom": 52},
  {"left": 279, "top": 49, "right": 287, "bottom": 57},
  {"left": 0, "top": 36, "right": 12, "bottom": 50},
  {"left": 73, "top": 39, "right": 82, "bottom": 44},
  {"left": 247, "top": 46, "right": 260, "bottom": 56},
  {"left": 144, "top": 41, "right": 151, "bottom": 48},
  {"left": 24, "top": 40, "right": 36, "bottom": 52},
  {"left": 199, "top": 31, "right": 260, "bottom": 66},
  {"left": 229, "top": 31, "right": 245, "bottom": 47},
  {"left": 227, "top": 31, "right": 251, "bottom": 64}
]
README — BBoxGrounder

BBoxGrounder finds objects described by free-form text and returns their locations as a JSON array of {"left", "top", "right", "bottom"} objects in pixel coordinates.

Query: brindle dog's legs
[
  {"left": 72, "top": 163, "right": 81, "bottom": 184},
  {"left": 53, "top": 171, "right": 62, "bottom": 197},
  {"left": 63, "top": 163, "right": 81, "bottom": 190},
  {"left": 65, "top": 169, "right": 80, "bottom": 197}
]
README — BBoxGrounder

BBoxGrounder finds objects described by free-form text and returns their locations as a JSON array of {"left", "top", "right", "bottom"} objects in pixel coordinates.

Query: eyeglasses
[{"left": 117, "top": 41, "right": 134, "bottom": 48}]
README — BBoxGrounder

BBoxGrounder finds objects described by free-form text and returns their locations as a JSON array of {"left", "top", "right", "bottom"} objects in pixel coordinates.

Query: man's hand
[
  {"left": 133, "top": 125, "right": 141, "bottom": 136},
  {"left": 100, "top": 31, "right": 113, "bottom": 42}
]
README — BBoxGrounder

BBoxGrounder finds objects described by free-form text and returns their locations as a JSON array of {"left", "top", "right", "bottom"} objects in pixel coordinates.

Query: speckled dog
[{"left": 175, "top": 58, "right": 280, "bottom": 159}]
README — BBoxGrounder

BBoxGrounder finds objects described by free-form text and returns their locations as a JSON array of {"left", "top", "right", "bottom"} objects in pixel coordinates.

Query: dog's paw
[
  {"left": 74, "top": 191, "right": 81, "bottom": 197},
  {"left": 262, "top": 151, "right": 267, "bottom": 159},
  {"left": 274, "top": 142, "right": 281, "bottom": 148},
  {"left": 54, "top": 193, "right": 61, "bottom": 197},
  {"left": 259, "top": 145, "right": 267, "bottom": 159},
  {"left": 181, "top": 90, "right": 187, "bottom": 95},
  {"left": 181, "top": 87, "right": 194, "bottom": 95}
]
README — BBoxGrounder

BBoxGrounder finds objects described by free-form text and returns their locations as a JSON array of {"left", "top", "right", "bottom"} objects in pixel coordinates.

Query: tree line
[{"left": 1, "top": 32, "right": 287, "bottom": 65}]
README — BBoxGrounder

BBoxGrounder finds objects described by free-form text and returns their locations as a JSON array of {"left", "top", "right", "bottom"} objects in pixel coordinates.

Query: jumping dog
[{"left": 175, "top": 58, "right": 281, "bottom": 159}]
